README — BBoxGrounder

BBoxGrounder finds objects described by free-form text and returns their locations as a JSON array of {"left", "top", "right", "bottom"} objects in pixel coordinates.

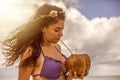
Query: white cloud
[{"left": 61, "top": 5, "right": 120, "bottom": 76}]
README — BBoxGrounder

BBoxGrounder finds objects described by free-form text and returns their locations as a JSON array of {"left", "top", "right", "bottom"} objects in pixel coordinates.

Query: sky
[
  {"left": 0, "top": 0, "right": 120, "bottom": 78},
  {"left": 64, "top": 0, "right": 120, "bottom": 19}
]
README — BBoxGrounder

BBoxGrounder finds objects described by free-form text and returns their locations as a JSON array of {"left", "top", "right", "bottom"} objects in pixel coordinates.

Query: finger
[
  {"left": 74, "top": 71, "right": 77, "bottom": 78},
  {"left": 67, "top": 70, "right": 72, "bottom": 80}
]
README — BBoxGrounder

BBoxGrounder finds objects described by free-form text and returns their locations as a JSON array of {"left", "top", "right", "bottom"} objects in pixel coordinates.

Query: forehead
[{"left": 48, "top": 20, "right": 64, "bottom": 29}]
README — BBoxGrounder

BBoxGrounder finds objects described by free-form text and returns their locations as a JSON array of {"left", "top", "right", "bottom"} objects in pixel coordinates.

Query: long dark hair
[{"left": 2, "top": 4, "right": 65, "bottom": 67}]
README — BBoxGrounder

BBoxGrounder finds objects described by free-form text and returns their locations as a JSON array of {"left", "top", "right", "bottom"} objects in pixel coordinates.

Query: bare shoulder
[
  {"left": 18, "top": 46, "right": 34, "bottom": 80},
  {"left": 21, "top": 46, "right": 33, "bottom": 61}
]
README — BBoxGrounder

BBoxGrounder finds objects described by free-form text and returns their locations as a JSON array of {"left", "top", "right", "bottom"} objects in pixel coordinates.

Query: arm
[{"left": 18, "top": 47, "right": 34, "bottom": 80}]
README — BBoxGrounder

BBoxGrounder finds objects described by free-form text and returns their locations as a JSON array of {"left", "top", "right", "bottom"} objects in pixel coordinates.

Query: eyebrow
[{"left": 55, "top": 26, "right": 64, "bottom": 30}]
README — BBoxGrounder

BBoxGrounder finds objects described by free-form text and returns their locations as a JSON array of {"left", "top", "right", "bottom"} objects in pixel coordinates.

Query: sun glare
[
  {"left": 0, "top": 0, "right": 18, "bottom": 19},
  {"left": 0, "top": 0, "right": 11, "bottom": 10},
  {"left": 0, "top": 0, "right": 30, "bottom": 37}
]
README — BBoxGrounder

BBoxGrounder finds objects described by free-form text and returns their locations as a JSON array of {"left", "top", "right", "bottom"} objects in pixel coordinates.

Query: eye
[{"left": 54, "top": 29, "right": 60, "bottom": 32}]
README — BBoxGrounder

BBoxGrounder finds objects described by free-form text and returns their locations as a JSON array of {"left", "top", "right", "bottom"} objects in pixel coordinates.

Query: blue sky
[{"left": 65, "top": 0, "right": 120, "bottom": 19}]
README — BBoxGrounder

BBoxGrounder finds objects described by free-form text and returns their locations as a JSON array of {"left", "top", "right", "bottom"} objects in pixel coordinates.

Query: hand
[
  {"left": 66, "top": 70, "right": 79, "bottom": 80},
  {"left": 66, "top": 70, "right": 73, "bottom": 80}
]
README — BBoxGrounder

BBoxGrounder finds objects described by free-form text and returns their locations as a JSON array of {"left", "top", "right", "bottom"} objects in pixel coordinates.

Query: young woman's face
[{"left": 42, "top": 20, "right": 64, "bottom": 44}]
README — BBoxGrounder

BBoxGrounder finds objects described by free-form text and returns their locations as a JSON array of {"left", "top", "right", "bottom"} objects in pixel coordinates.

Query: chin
[
  {"left": 52, "top": 40, "right": 59, "bottom": 44},
  {"left": 52, "top": 41, "right": 58, "bottom": 44}
]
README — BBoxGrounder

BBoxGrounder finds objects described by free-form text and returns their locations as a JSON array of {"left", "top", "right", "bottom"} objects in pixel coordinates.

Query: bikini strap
[
  {"left": 32, "top": 74, "right": 40, "bottom": 77},
  {"left": 41, "top": 49, "right": 45, "bottom": 57},
  {"left": 32, "top": 49, "right": 45, "bottom": 77},
  {"left": 54, "top": 45, "right": 66, "bottom": 58}
]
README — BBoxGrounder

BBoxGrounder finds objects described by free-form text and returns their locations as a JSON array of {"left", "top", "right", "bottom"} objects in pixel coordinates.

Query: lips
[{"left": 56, "top": 38, "right": 60, "bottom": 40}]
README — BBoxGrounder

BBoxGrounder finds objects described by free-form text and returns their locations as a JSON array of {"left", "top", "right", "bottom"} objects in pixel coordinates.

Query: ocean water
[
  {"left": 0, "top": 67, "right": 120, "bottom": 80},
  {"left": 1, "top": 76, "right": 120, "bottom": 80},
  {"left": 85, "top": 76, "right": 120, "bottom": 80}
]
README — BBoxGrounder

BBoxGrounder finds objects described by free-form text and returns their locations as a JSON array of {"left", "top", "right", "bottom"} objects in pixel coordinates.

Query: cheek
[
  {"left": 46, "top": 31, "right": 56, "bottom": 39},
  {"left": 49, "top": 30, "right": 57, "bottom": 36}
]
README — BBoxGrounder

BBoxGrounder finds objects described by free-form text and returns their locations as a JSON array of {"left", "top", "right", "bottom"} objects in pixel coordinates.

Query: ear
[{"left": 41, "top": 27, "right": 47, "bottom": 33}]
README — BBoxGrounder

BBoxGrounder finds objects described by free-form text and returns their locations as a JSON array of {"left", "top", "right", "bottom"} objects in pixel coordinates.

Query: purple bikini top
[{"left": 33, "top": 46, "right": 66, "bottom": 80}]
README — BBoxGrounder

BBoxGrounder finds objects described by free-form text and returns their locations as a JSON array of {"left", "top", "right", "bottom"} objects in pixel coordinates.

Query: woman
[{"left": 2, "top": 4, "right": 66, "bottom": 80}]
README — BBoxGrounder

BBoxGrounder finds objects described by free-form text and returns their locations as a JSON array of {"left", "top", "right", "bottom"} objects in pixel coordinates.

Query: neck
[{"left": 41, "top": 41, "right": 51, "bottom": 47}]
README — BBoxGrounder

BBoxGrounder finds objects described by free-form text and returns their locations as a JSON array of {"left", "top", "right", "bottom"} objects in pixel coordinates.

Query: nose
[{"left": 58, "top": 30, "right": 63, "bottom": 37}]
